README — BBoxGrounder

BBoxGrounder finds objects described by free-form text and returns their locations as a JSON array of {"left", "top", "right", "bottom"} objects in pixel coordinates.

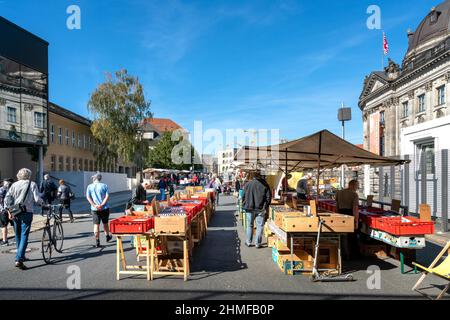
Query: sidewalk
[{"left": 3, "top": 191, "right": 132, "bottom": 241}]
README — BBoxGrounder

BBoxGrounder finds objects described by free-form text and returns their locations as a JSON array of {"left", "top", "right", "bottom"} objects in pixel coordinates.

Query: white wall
[
  {"left": 400, "top": 115, "right": 450, "bottom": 218},
  {"left": 49, "top": 171, "right": 130, "bottom": 197}
]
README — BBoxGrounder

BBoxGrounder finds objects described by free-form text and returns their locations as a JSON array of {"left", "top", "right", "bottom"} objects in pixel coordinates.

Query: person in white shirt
[{"left": 5, "top": 168, "right": 44, "bottom": 270}]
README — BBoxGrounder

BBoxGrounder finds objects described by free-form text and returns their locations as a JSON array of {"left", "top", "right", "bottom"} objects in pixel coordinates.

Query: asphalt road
[{"left": 0, "top": 195, "right": 447, "bottom": 300}]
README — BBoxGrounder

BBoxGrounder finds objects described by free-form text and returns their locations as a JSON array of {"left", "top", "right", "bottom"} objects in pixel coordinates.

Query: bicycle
[{"left": 41, "top": 204, "right": 64, "bottom": 264}]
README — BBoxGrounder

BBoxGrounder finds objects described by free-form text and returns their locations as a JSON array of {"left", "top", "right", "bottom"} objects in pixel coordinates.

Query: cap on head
[{"left": 44, "top": 174, "right": 50, "bottom": 179}]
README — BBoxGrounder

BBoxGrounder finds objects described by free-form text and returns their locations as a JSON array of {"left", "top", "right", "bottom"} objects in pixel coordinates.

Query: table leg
[
  {"left": 119, "top": 237, "right": 127, "bottom": 270},
  {"left": 400, "top": 251, "right": 405, "bottom": 274},
  {"left": 184, "top": 239, "right": 189, "bottom": 281},
  {"left": 116, "top": 236, "right": 121, "bottom": 281},
  {"left": 150, "top": 237, "right": 155, "bottom": 281},
  {"left": 146, "top": 236, "right": 151, "bottom": 281}
]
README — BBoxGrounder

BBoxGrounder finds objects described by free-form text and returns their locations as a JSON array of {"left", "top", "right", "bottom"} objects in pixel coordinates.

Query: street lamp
[
  {"left": 136, "top": 125, "right": 145, "bottom": 183},
  {"left": 338, "top": 103, "right": 352, "bottom": 189}
]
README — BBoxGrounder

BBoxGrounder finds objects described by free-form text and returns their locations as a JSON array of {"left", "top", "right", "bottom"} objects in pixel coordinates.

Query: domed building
[{"left": 359, "top": 0, "right": 450, "bottom": 224}]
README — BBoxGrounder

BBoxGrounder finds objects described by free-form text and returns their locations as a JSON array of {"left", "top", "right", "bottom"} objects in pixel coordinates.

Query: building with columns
[{"left": 359, "top": 0, "right": 450, "bottom": 225}]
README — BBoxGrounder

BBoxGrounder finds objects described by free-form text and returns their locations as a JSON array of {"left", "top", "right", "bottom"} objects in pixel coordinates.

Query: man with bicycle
[{"left": 86, "top": 172, "right": 112, "bottom": 248}]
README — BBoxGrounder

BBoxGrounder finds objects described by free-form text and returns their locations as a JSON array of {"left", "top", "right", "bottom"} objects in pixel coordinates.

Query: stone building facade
[{"left": 359, "top": 0, "right": 450, "bottom": 223}]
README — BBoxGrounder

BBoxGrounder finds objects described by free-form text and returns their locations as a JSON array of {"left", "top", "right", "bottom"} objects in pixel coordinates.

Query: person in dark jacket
[
  {"left": 158, "top": 176, "right": 168, "bottom": 201},
  {"left": 126, "top": 181, "right": 150, "bottom": 210},
  {"left": 39, "top": 174, "right": 57, "bottom": 214},
  {"left": 242, "top": 171, "right": 272, "bottom": 248},
  {"left": 57, "top": 180, "right": 74, "bottom": 223}
]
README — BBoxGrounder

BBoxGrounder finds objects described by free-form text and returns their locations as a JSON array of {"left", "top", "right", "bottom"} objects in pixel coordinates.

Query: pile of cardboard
[{"left": 266, "top": 200, "right": 354, "bottom": 276}]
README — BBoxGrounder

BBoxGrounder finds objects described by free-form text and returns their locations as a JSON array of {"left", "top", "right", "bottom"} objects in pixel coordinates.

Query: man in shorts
[{"left": 86, "top": 172, "right": 112, "bottom": 248}]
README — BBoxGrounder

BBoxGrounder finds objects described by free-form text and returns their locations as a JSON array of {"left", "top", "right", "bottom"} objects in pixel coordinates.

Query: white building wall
[
  {"left": 49, "top": 171, "right": 130, "bottom": 198},
  {"left": 401, "top": 115, "right": 450, "bottom": 218}
]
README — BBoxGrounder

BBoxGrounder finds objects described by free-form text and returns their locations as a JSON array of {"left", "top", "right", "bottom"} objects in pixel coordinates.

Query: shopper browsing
[
  {"left": 86, "top": 172, "right": 112, "bottom": 248},
  {"left": 296, "top": 172, "right": 312, "bottom": 200},
  {"left": 335, "top": 179, "right": 360, "bottom": 260},
  {"left": 242, "top": 171, "right": 272, "bottom": 249},
  {"left": 5, "top": 168, "right": 44, "bottom": 270}
]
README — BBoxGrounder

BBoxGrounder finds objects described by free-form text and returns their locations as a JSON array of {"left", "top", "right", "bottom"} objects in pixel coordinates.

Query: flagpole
[{"left": 382, "top": 31, "right": 384, "bottom": 70}]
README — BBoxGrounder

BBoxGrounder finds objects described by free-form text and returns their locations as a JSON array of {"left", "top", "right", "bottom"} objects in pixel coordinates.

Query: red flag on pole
[{"left": 383, "top": 32, "right": 389, "bottom": 55}]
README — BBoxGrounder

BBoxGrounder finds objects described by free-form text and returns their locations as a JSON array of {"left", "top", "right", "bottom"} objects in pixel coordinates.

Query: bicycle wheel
[
  {"left": 41, "top": 227, "right": 52, "bottom": 264},
  {"left": 53, "top": 218, "right": 64, "bottom": 253}
]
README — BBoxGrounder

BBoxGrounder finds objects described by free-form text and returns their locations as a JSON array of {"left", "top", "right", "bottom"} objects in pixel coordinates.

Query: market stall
[
  {"left": 110, "top": 187, "right": 216, "bottom": 281},
  {"left": 235, "top": 130, "right": 418, "bottom": 280}
]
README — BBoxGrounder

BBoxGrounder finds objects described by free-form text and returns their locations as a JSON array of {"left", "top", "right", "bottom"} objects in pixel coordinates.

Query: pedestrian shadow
[
  {"left": 26, "top": 244, "right": 120, "bottom": 270},
  {"left": 63, "top": 232, "right": 94, "bottom": 241}
]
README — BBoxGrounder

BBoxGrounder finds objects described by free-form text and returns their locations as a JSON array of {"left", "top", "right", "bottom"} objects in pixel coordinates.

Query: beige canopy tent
[{"left": 234, "top": 130, "right": 409, "bottom": 197}]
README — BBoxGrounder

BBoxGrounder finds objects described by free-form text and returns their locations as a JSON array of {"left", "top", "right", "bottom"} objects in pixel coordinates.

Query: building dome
[{"left": 406, "top": 0, "right": 450, "bottom": 55}]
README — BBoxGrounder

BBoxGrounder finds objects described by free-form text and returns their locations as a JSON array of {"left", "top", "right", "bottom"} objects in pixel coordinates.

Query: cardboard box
[
  {"left": 275, "top": 239, "right": 290, "bottom": 251},
  {"left": 154, "top": 215, "right": 187, "bottom": 234},
  {"left": 267, "top": 236, "right": 276, "bottom": 248},
  {"left": 283, "top": 260, "right": 314, "bottom": 275},
  {"left": 282, "top": 216, "right": 319, "bottom": 232},
  {"left": 359, "top": 242, "right": 388, "bottom": 258},
  {"left": 320, "top": 214, "right": 355, "bottom": 233}
]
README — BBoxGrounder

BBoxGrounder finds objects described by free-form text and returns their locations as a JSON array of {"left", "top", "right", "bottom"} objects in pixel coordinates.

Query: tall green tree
[
  {"left": 87, "top": 69, "right": 152, "bottom": 166},
  {"left": 147, "top": 131, "right": 203, "bottom": 171}
]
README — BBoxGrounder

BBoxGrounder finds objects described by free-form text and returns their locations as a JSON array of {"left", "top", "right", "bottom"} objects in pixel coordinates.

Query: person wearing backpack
[
  {"left": 5, "top": 168, "right": 44, "bottom": 270},
  {"left": 57, "top": 179, "right": 74, "bottom": 223}
]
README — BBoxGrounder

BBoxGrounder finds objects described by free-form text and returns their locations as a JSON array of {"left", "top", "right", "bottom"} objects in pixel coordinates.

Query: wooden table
[
  {"left": 116, "top": 233, "right": 151, "bottom": 281},
  {"left": 150, "top": 231, "right": 190, "bottom": 281}
]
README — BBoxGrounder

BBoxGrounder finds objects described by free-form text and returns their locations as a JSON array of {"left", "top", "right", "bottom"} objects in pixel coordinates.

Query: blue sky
[{"left": 1, "top": 0, "right": 441, "bottom": 146}]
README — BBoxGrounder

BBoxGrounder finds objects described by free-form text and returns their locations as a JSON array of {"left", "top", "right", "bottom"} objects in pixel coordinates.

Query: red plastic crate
[
  {"left": 376, "top": 216, "right": 435, "bottom": 236},
  {"left": 360, "top": 212, "right": 384, "bottom": 229},
  {"left": 110, "top": 216, "right": 153, "bottom": 234}
]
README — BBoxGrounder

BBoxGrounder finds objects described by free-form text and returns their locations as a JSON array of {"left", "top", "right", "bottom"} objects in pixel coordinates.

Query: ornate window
[
  {"left": 418, "top": 94, "right": 426, "bottom": 113},
  {"left": 7, "top": 106, "right": 17, "bottom": 123},
  {"left": 437, "top": 85, "right": 445, "bottom": 106},
  {"left": 402, "top": 102, "right": 409, "bottom": 118}
]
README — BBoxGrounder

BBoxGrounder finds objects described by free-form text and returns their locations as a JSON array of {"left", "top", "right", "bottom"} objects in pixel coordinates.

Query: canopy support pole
[
  {"left": 285, "top": 148, "right": 288, "bottom": 195},
  {"left": 316, "top": 132, "right": 322, "bottom": 203}
]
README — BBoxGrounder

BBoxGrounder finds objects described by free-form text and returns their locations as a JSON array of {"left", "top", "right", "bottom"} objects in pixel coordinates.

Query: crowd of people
[{"left": 0, "top": 168, "right": 112, "bottom": 270}]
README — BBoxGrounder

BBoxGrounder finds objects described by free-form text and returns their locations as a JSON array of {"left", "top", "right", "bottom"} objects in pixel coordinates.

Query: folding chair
[
  {"left": 419, "top": 204, "right": 431, "bottom": 222},
  {"left": 412, "top": 241, "right": 450, "bottom": 300}
]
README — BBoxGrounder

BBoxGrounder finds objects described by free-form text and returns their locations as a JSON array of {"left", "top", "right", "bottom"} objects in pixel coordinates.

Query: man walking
[
  {"left": 86, "top": 172, "right": 112, "bottom": 248},
  {"left": 242, "top": 171, "right": 272, "bottom": 249},
  {"left": 0, "top": 178, "right": 14, "bottom": 246},
  {"left": 39, "top": 174, "right": 57, "bottom": 214},
  {"left": 158, "top": 175, "right": 168, "bottom": 201},
  {"left": 5, "top": 168, "right": 44, "bottom": 270},
  {"left": 57, "top": 179, "right": 74, "bottom": 223}
]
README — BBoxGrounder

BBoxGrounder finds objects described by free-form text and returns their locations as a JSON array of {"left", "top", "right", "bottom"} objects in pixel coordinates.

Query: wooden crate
[
  {"left": 282, "top": 216, "right": 318, "bottom": 232},
  {"left": 154, "top": 215, "right": 187, "bottom": 234},
  {"left": 314, "top": 241, "right": 339, "bottom": 270}
]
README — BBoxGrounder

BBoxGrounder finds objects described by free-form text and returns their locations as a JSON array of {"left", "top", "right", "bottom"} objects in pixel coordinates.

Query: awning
[{"left": 234, "top": 130, "right": 409, "bottom": 173}]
